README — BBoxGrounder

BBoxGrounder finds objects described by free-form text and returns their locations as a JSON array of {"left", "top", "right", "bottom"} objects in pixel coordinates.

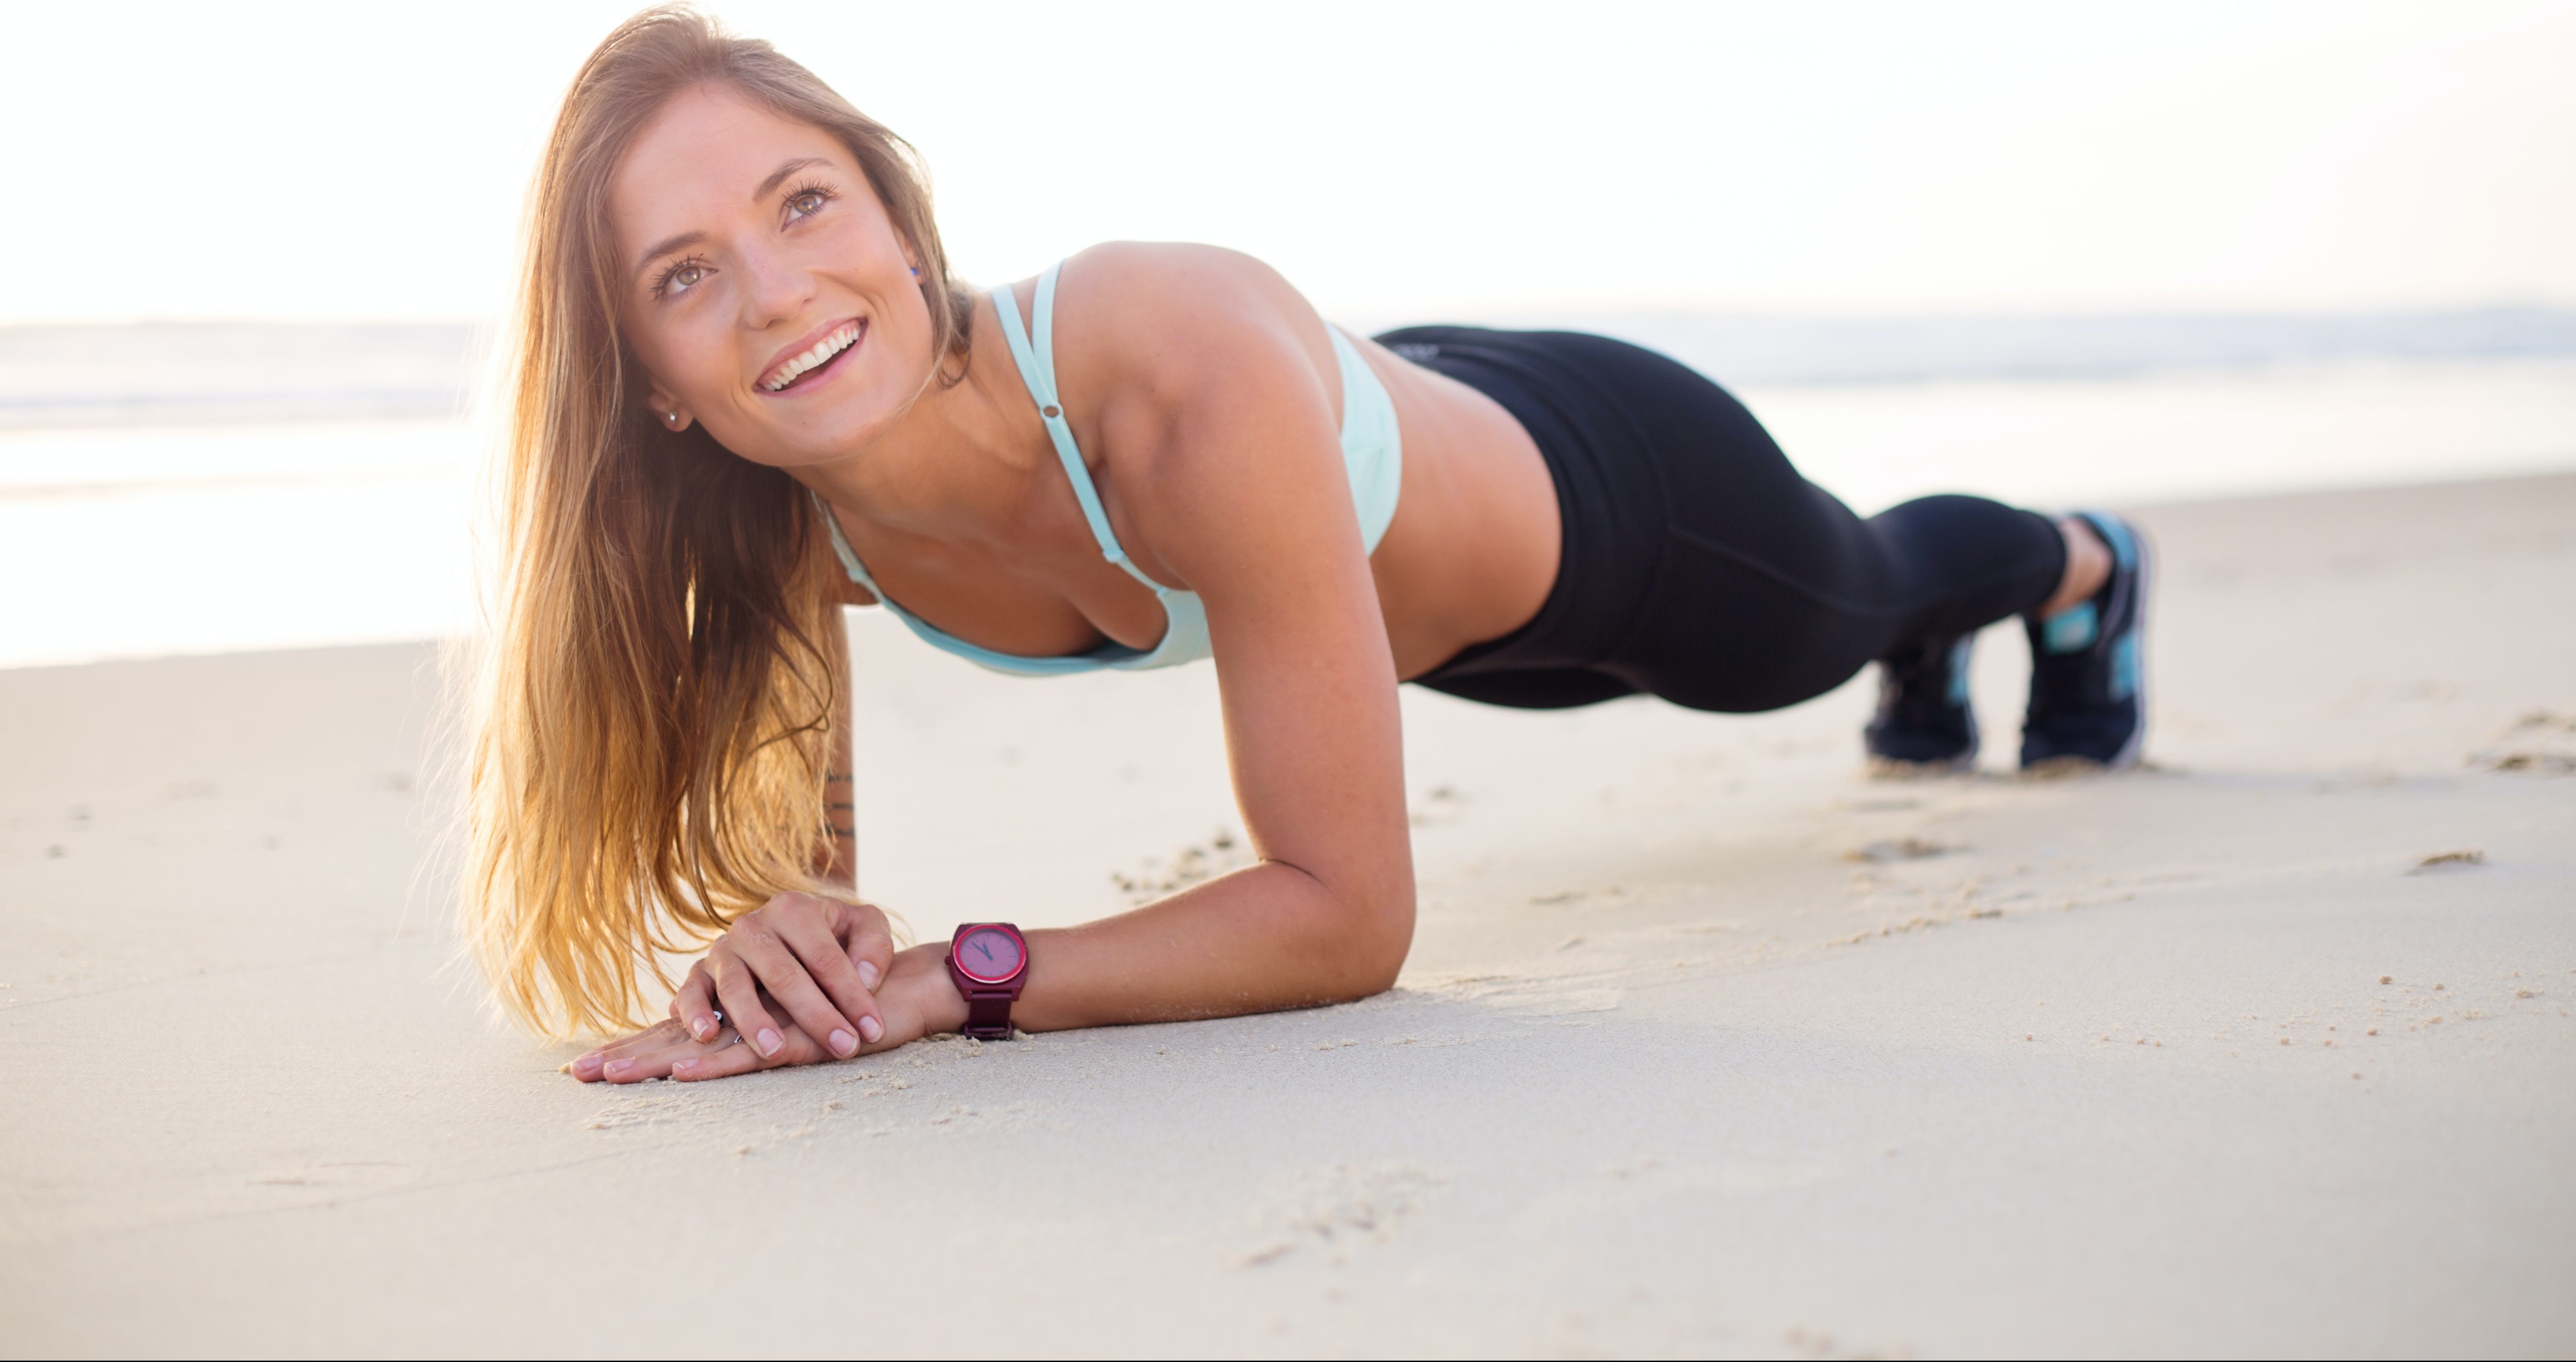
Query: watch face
[{"left": 954, "top": 925, "right": 1025, "bottom": 984}]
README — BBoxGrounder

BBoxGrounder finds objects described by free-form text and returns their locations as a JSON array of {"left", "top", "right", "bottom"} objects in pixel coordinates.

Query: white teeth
[{"left": 763, "top": 323, "right": 862, "bottom": 392}]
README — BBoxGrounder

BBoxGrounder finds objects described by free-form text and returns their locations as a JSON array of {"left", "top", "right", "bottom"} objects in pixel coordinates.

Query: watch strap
[{"left": 962, "top": 990, "right": 1015, "bottom": 1041}]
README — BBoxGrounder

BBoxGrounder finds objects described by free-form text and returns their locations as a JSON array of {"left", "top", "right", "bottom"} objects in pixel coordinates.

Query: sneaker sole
[{"left": 1869, "top": 753, "right": 1979, "bottom": 780}]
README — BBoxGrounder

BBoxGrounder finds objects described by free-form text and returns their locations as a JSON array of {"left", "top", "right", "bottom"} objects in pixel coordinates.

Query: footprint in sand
[
  {"left": 1844, "top": 837, "right": 1957, "bottom": 864},
  {"left": 2470, "top": 711, "right": 2576, "bottom": 775},
  {"left": 247, "top": 1162, "right": 423, "bottom": 1193},
  {"left": 1235, "top": 1163, "right": 1443, "bottom": 1267},
  {"left": 1111, "top": 829, "right": 1251, "bottom": 904},
  {"left": 2407, "top": 849, "right": 2486, "bottom": 875}
]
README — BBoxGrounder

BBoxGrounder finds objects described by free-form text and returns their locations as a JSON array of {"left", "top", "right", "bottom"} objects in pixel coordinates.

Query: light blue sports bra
[{"left": 817, "top": 260, "right": 1402, "bottom": 675}]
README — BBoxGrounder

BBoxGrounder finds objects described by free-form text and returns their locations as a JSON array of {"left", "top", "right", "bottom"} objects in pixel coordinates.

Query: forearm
[
  {"left": 1014, "top": 859, "right": 1411, "bottom": 1030},
  {"left": 818, "top": 601, "right": 856, "bottom": 890},
  {"left": 891, "top": 859, "right": 1412, "bottom": 1039},
  {"left": 816, "top": 767, "right": 855, "bottom": 890}
]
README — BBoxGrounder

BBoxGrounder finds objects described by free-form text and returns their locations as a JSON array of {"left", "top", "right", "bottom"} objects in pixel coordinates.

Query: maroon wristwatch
[{"left": 945, "top": 922, "right": 1028, "bottom": 1040}]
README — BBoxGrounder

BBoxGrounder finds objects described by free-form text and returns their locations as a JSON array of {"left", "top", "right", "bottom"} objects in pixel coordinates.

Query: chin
[{"left": 746, "top": 397, "right": 901, "bottom": 469}]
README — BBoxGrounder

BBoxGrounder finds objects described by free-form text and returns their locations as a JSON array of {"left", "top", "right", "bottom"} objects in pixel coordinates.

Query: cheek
[
  {"left": 868, "top": 286, "right": 934, "bottom": 350},
  {"left": 850, "top": 275, "right": 941, "bottom": 391},
  {"left": 623, "top": 314, "right": 714, "bottom": 401},
  {"left": 886, "top": 286, "right": 935, "bottom": 351}
]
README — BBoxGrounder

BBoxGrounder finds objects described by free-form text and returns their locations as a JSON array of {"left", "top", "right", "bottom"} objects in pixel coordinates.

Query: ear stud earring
[
  {"left": 665, "top": 412, "right": 681, "bottom": 426},
  {"left": 909, "top": 265, "right": 920, "bottom": 278}
]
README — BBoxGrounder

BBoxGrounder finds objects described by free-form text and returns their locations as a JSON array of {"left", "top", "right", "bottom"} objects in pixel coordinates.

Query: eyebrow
[
  {"left": 634, "top": 230, "right": 706, "bottom": 283},
  {"left": 754, "top": 155, "right": 832, "bottom": 200},
  {"left": 631, "top": 157, "right": 841, "bottom": 284}
]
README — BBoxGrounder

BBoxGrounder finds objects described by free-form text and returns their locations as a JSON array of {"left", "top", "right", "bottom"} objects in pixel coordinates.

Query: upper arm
[{"left": 1067, "top": 247, "right": 1415, "bottom": 929}]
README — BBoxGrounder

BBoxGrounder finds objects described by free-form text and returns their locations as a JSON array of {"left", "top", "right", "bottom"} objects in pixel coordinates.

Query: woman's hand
[
  {"left": 564, "top": 891, "right": 892, "bottom": 1081},
  {"left": 568, "top": 1014, "right": 836, "bottom": 1083},
  {"left": 567, "top": 943, "right": 967, "bottom": 1083},
  {"left": 674, "top": 891, "right": 896, "bottom": 1061}
]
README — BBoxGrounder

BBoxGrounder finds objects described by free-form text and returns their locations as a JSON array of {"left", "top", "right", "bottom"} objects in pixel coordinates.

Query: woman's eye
[
  {"left": 789, "top": 191, "right": 826, "bottom": 219},
  {"left": 663, "top": 263, "right": 705, "bottom": 295}
]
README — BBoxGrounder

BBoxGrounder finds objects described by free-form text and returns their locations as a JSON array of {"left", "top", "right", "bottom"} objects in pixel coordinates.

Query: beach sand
[{"left": 3, "top": 474, "right": 2571, "bottom": 1356}]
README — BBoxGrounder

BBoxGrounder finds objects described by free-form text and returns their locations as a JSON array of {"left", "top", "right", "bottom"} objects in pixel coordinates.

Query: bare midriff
[{"left": 1347, "top": 335, "right": 1562, "bottom": 681}]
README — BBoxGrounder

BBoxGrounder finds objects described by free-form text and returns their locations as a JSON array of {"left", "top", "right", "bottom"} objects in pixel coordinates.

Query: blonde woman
[{"left": 487, "top": 8, "right": 2147, "bottom": 1084}]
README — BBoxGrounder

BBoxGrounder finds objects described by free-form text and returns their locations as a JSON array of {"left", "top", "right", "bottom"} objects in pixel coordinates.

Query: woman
[{"left": 487, "top": 8, "right": 2148, "bottom": 1084}]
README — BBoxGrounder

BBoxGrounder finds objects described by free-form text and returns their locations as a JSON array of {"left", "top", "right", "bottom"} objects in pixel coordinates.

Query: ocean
[{"left": 4, "top": 313, "right": 2571, "bottom": 670}]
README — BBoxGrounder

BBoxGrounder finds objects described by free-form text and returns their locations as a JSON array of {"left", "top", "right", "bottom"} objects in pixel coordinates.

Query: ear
[{"left": 644, "top": 380, "right": 691, "bottom": 433}]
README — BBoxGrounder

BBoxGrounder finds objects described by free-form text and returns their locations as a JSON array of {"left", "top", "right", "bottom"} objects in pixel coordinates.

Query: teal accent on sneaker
[
  {"left": 2041, "top": 601, "right": 2098, "bottom": 655},
  {"left": 1944, "top": 636, "right": 1973, "bottom": 705},
  {"left": 2110, "top": 632, "right": 2139, "bottom": 701}
]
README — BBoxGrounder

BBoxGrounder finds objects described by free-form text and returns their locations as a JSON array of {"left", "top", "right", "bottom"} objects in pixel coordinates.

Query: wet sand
[{"left": 3, "top": 474, "right": 2571, "bottom": 1356}]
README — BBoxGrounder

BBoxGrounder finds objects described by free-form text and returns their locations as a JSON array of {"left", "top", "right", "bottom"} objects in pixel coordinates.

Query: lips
[{"left": 759, "top": 320, "right": 865, "bottom": 393}]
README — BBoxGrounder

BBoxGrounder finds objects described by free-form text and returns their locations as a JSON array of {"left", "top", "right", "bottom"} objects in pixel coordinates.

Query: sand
[{"left": 3, "top": 473, "right": 2572, "bottom": 1356}]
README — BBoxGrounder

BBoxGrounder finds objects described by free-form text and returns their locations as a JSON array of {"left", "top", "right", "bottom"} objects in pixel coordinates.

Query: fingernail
[
  {"left": 857, "top": 961, "right": 882, "bottom": 989},
  {"left": 829, "top": 1028, "right": 858, "bottom": 1057},
  {"left": 756, "top": 1028, "right": 783, "bottom": 1057},
  {"left": 603, "top": 1058, "right": 631, "bottom": 1080},
  {"left": 572, "top": 1054, "right": 603, "bottom": 1079},
  {"left": 672, "top": 1060, "right": 696, "bottom": 1079},
  {"left": 690, "top": 1016, "right": 714, "bottom": 1041},
  {"left": 859, "top": 1015, "right": 883, "bottom": 1044}
]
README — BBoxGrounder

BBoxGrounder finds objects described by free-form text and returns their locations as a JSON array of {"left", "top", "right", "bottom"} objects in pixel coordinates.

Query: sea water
[
  {"left": 3, "top": 322, "right": 2571, "bottom": 670},
  {"left": 0, "top": 420, "right": 479, "bottom": 668}
]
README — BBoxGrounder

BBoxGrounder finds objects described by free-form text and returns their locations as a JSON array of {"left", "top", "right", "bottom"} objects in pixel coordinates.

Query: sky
[{"left": 7, "top": 0, "right": 2573, "bottom": 326}]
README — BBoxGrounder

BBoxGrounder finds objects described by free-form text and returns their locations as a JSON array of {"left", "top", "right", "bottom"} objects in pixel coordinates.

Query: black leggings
[{"left": 1384, "top": 327, "right": 2066, "bottom": 712}]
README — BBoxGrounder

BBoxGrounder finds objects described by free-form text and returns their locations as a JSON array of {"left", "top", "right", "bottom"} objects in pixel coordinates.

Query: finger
[
  {"left": 672, "top": 1023, "right": 826, "bottom": 1082},
  {"left": 731, "top": 912, "right": 866, "bottom": 1059},
  {"left": 570, "top": 1019, "right": 690, "bottom": 1082},
  {"left": 595, "top": 1022, "right": 716, "bottom": 1084},
  {"left": 671, "top": 1031, "right": 767, "bottom": 1083},
  {"left": 844, "top": 900, "right": 898, "bottom": 996},
  {"left": 599, "top": 1040, "right": 694, "bottom": 1083},
  {"left": 708, "top": 943, "right": 792, "bottom": 1062},
  {"left": 769, "top": 901, "right": 881, "bottom": 1048},
  {"left": 601, "top": 1009, "right": 821, "bottom": 1084},
  {"left": 608, "top": 1027, "right": 761, "bottom": 1083},
  {"left": 672, "top": 961, "right": 723, "bottom": 1043},
  {"left": 591, "top": 1019, "right": 691, "bottom": 1065}
]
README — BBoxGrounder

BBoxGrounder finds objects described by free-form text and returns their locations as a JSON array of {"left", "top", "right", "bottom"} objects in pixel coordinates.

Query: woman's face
[{"left": 612, "top": 85, "right": 937, "bottom": 469}]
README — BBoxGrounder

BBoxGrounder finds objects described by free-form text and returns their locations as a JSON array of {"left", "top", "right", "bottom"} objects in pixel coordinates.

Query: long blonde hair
[{"left": 465, "top": 5, "right": 972, "bottom": 1036}]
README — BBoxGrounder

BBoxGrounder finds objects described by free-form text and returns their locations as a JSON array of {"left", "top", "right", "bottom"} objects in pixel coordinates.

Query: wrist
[{"left": 894, "top": 943, "right": 971, "bottom": 1035}]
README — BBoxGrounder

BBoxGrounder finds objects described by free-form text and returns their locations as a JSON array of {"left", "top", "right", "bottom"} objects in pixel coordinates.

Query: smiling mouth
[{"left": 760, "top": 320, "right": 865, "bottom": 393}]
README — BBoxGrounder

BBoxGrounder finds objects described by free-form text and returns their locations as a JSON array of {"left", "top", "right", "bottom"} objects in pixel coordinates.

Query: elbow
[
  {"left": 1261, "top": 853, "right": 1413, "bottom": 1005},
  {"left": 1343, "top": 952, "right": 1405, "bottom": 1001},
  {"left": 1312, "top": 882, "right": 1414, "bottom": 1003}
]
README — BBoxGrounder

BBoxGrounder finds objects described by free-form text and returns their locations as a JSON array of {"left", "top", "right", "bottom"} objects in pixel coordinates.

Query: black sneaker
[
  {"left": 1864, "top": 634, "right": 1979, "bottom": 772},
  {"left": 2021, "top": 510, "right": 2149, "bottom": 770}
]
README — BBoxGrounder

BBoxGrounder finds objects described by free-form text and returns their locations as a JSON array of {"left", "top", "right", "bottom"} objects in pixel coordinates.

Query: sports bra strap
[{"left": 989, "top": 264, "right": 1165, "bottom": 593}]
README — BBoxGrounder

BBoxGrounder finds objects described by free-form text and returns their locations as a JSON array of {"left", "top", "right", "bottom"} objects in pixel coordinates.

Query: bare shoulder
[
  {"left": 1048, "top": 242, "right": 1331, "bottom": 392},
  {"left": 1062, "top": 241, "right": 1311, "bottom": 326}
]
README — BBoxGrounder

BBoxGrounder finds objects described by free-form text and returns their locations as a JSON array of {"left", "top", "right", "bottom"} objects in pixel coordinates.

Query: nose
[{"left": 736, "top": 238, "right": 816, "bottom": 331}]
